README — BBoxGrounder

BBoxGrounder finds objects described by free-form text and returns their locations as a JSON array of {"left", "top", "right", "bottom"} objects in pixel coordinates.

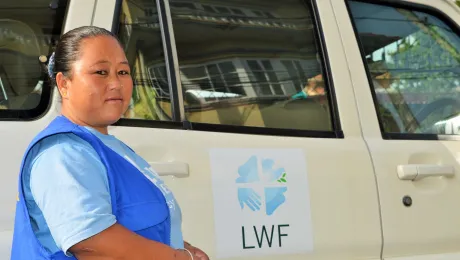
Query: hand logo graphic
[
  {"left": 236, "top": 156, "right": 259, "bottom": 183},
  {"left": 237, "top": 188, "right": 262, "bottom": 211}
]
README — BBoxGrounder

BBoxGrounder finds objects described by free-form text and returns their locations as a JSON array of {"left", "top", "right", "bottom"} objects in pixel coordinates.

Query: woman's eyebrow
[
  {"left": 90, "top": 60, "right": 110, "bottom": 67},
  {"left": 90, "top": 60, "right": 129, "bottom": 66}
]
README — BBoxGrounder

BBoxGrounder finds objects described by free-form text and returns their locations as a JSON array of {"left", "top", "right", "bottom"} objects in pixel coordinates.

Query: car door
[
  {"left": 335, "top": 0, "right": 460, "bottom": 259},
  {"left": 93, "top": 0, "right": 382, "bottom": 259}
]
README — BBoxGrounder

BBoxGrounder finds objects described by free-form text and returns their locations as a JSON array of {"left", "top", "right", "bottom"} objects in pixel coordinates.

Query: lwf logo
[
  {"left": 236, "top": 156, "right": 289, "bottom": 249},
  {"left": 210, "top": 148, "right": 313, "bottom": 258}
]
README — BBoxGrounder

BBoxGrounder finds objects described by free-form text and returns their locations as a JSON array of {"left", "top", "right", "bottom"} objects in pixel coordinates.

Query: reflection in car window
[
  {"left": 349, "top": 1, "right": 460, "bottom": 135},
  {"left": 117, "top": 0, "right": 172, "bottom": 121},
  {"left": 0, "top": 1, "right": 67, "bottom": 116},
  {"left": 170, "top": 0, "right": 334, "bottom": 131}
]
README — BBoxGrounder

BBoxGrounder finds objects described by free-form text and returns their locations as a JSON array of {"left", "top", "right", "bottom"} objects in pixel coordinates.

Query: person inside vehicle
[
  {"left": 11, "top": 26, "right": 209, "bottom": 260},
  {"left": 291, "top": 73, "right": 325, "bottom": 100}
]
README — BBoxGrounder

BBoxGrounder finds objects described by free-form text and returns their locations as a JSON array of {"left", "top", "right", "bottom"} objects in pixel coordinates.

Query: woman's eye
[
  {"left": 119, "top": 70, "right": 130, "bottom": 75},
  {"left": 95, "top": 70, "right": 108, "bottom": 75}
]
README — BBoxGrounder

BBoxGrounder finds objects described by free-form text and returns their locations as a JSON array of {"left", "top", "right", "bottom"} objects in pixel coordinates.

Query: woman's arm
[
  {"left": 184, "top": 241, "right": 210, "bottom": 260},
  {"left": 28, "top": 136, "right": 190, "bottom": 260},
  {"left": 70, "top": 224, "right": 191, "bottom": 260}
]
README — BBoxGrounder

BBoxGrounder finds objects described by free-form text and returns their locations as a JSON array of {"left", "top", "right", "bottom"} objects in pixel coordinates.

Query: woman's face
[{"left": 59, "top": 35, "right": 133, "bottom": 128}]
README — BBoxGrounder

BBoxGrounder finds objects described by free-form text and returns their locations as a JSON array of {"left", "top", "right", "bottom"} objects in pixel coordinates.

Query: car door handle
[
  {"left": 148, "top": 162, "right": 190, "bottom": 178},
  {"left": 397, "top": 164, "right": 455, "bottom": 181}
]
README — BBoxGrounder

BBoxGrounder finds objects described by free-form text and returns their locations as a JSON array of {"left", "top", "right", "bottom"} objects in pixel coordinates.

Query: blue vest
[{"left": 11, "top": 116, "right": 171, "bottom": 259}]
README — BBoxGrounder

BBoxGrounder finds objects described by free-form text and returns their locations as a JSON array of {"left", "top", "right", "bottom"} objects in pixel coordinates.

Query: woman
[{"left": 11, "top": 26, "right": 209, "bottom": 260}]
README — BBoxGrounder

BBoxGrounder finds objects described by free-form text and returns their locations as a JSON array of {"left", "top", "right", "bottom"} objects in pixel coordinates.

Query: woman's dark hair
[{"left": 47, "top": 26, "right": 121, "bottom": 85}]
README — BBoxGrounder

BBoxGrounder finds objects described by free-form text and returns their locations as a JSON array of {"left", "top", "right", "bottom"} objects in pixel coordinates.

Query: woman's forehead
[
  {"left": 80, "top": 36, "right": 122, "bottom": 52},
  {"left": 78, "top": 36, "right": 125, "bottom": 61}
]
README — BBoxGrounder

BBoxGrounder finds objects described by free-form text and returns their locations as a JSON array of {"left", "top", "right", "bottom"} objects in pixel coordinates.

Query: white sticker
[{"left": 210, "top": 148, "right": 314, "bottom": 259}]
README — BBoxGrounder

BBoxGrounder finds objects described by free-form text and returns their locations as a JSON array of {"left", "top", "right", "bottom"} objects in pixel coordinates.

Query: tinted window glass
[
  {"left": 118, "top": 0, "right": 172, "bottom": 121},
  {"left": 171, "top": 0, "right": 334, "bottom": 131},
  {"left": 0, "top": 1, "right": 67, "bottom": 118},
  {"left": 350, "top": 1, "right": 460, "bottom": 135}
]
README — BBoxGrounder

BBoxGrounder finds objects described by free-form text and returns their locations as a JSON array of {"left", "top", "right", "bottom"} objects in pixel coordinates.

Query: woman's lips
[{"left": 105, "top": 97, "right": 123, "bottom": 103}]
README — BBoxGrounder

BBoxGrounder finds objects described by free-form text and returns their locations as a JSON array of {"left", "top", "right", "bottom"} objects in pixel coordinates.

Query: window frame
[
  {"left": 114, "top": 0, "right": 344, "bottom": 139},
  {"left": 0, "top": 1, "right": 68, "bottom": 121},
  {"left": 345, "top": 0, "right": 460, "bottom": 140},
  {"left": 0, "top": 79, "right": 53, "bottom": 121}
]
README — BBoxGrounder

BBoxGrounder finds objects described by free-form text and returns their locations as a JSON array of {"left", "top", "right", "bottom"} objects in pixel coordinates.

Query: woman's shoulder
[
  {"left": 34, "top": 132, "right": 94, "bottom": 153},
  {"left": 26, "top": 133, "right": 98, "bottom": 167},
  {"left": 23, "top": 133, "right": 107, "bottom": 192}
]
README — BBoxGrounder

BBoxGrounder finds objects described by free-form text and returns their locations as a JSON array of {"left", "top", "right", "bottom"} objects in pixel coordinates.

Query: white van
[{"left": 2, "top": 0, "right": 460, "bottom": 259}]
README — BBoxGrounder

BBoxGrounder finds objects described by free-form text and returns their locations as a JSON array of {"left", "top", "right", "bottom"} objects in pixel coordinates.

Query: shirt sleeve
[{"left": 29, "top": 136, "right": 116, "bottom": 255}]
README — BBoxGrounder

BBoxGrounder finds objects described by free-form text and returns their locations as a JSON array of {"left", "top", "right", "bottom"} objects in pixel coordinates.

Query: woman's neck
[{"left": 61, "top": 109, "right": 109, "bottom": 135}]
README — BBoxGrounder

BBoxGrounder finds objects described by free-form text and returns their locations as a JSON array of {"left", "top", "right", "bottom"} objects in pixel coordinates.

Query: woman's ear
[{"left": 56, "top": 72, "right": 69, "bottom": 99}]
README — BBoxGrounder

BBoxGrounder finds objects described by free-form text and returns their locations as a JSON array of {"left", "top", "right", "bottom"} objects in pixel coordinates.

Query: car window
[
  {"left": 349, "top": 0, "right": 460, "bottom": 136},
  {"left": 0, "top": 1, "right": 68, "bottom": 119},
  {"left": 168, "top": 0, "right": 335, "bottom": 132},
  {"left": 117, "top": 0, "right": 172, "bottom": 121}
]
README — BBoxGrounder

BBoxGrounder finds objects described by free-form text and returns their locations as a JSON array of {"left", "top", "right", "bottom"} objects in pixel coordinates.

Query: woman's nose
[{"left": 108, "top": 76, "right": 123, "bottom": 90}]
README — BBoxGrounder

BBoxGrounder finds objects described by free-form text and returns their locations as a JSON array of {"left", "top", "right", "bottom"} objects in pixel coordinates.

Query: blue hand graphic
[
  {"left": 236, "top": 156, "right": 259, "bottom": 183},
  {"left": 262, "top": 159, "right": 285, "bottom": 182},
  {"left": 237, "top": 188, "right": 262, "bottom": 211},
  {"left": 264, "top": 187, "right": 287, "bottom": 215}
]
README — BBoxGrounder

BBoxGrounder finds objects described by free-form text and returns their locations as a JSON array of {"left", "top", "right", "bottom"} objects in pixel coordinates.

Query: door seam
[
  {"left": 329, "top": 0, "right": 384, "bottom": 259},
  {"left": 90, "top": 0, "right": 98, "bottom": 25}
]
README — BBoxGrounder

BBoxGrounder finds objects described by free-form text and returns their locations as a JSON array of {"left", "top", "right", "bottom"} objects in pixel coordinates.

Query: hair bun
[{"left": 47, "top": 52, "right": 56, "bottom": 80}]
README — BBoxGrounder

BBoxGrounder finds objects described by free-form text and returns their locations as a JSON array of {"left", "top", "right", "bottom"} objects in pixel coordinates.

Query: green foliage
[{"left": 381, "top": 27, "right": 459, "bottom": 96}]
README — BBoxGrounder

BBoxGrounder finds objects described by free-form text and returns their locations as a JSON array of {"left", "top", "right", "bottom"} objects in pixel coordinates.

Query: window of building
[
  {"left": 179, "top": 61, "right": 244, "bottom": 99},
  {"left": 170, "top": 0, "right": 334, "bottom": 132},
  {"left": 170, "top": 2, "right": 196, "bottom": 10},
  {"left": 349, "top": 0, "right": 460, "bottom": 136},
  {"left": 215, "top": 7, "right": 231, "bottom": 15},
  {"left": 0, "top": 0, "right": 67, "bottom": 119},
  {"left": 230, "top": 8, "right": 244, "bottom": 16},
  {"left": 202, "top": 5, "right": 215, "bottom": 14}
]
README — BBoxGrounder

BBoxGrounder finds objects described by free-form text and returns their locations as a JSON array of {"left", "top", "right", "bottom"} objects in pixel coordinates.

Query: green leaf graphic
[{"left": 276, "top": 172, "right": 288, "bottom": 183}]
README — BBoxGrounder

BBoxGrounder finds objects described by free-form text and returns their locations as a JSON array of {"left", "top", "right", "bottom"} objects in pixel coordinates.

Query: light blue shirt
[{"left": 22, "top": 127, "right": 183, "bottom": 255}]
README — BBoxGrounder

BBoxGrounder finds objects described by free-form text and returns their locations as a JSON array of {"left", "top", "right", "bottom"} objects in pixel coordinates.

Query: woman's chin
[{"left": 102, "top": 113, "right": 123, "bottom": 125}]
